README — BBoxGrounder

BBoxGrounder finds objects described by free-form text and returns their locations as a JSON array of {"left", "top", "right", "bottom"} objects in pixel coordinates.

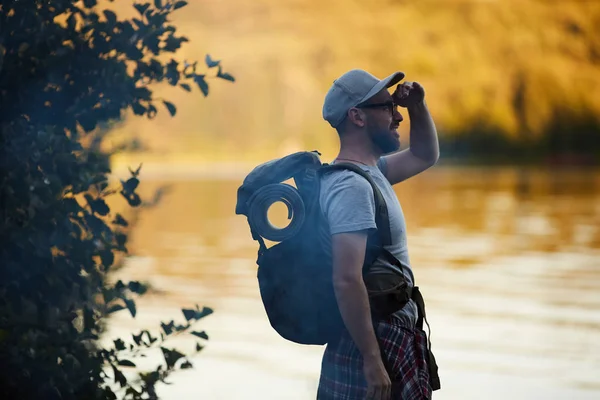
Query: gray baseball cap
[{"left": 322, "top": 69, "right": 405, "bottom": 128}]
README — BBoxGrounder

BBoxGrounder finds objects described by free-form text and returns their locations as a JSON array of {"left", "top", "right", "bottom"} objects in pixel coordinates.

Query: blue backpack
[
  {"left": 235, "top": 150, "right": 441, "bottom": 391},
  {"left": 235, "top": 150, "right": 409, "bottom": 344}
]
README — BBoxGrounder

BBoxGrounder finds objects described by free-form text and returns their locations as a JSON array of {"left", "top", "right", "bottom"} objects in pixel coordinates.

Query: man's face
[{"left": 358, "top": 89, "right": 403, "bottom": 154}]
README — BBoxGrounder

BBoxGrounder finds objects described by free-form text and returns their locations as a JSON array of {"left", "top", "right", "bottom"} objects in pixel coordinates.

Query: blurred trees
[
  {"left": 0, "top": 0, "right": 233, "bottom": 398},
  {"left": 105, "top": 0, "right": 600, "bottom": 164}
]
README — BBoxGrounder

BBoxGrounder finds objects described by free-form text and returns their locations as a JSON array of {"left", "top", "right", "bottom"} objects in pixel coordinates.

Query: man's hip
[{"left": 317, "top": 317, "right": 432, "bottom": 400}]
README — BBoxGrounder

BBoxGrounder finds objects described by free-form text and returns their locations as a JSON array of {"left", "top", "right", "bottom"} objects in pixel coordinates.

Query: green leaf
[
  {"left": 114, "top": 339, "right": 126, "bottom": 351},
  {"left": 103, "top": 288, "right": 116, "bottom": 303},
  {"left": 133, "top": 87, "right": 152, "bottom": 101},
  {"left": 161, "top": 320, "right": 174, "bottom": 335},
  {"left": 140, "top": 371, "right": 160, "bottom": 386},
  {"left": 131, "top": 102, "right": 146, "bottom": 115},
  {"left": 179, "top": 83, "right": 191, "bottom": 92},
  {"left": 100, "top": 249, "right": 115, "bottom": 269},
  {"left": 182, "top": 306, "right": 213, "bottom": 321},
  {"left": 132, "top": 332, "right": 143, "bottom": 346},
  {"left": 67, "top": 13, "right": 76, "bottom": 31},
  {"left": 128, "top": 281, "right": 147, "bottom": 295},
  {"left": 124, "top": 387, "right": 140, "bottom": 397},
  {"left": 130, "top": 163, "right": 143, "bottom": 177},
  {"left": 160, "top": 347, "right": 185, "bottom": 369},
  {"left": 148, "top": 104, "right": 158, "bottom": 119},
  {"left": 196, "top": 306, "right": 214, "bottom": 320},
  {"left": 181, "top": 360, "right": 193, "bottom": 369},
  {"left": 134, "top": 3, "right": 151, "bottom": 16},
  {"left": 181, "top": 308, "right": 196, "bottom": 321},
  {"left": 163, "top": 101, "right": 176, "bottom": 116},
  {"left": 143, "top": 330, "right": 158, "bottom": 344},
  {"left": 115, "top": 233, "right": 127, "bottom": 251},
  {"left": 124, "top": 298, "right": 137, "bottom": 318},
  {"left": 193, "top": 74, "right": 209, "bottom": 97},
  {"left": 103, "top": 10, "right": 117, "bottom": 25},
  {"left": 106, "top": 387, "right": 117, "bottom": 400},
  {"left": 132, "top": 18, "right": 144, "bottom": 29},
  {"left": 174, "top": 323, "right": 189, "bottom": 332},
  {"left": 205, "top": 54, "right": 220, "bottom": 68},
  {"left": 112, "top": 214, "right": 129, "bottom": 227},
  {"left": 121, "top": 177, "right": 139, "bottom": 194},
  {"left": 173, "top": 1, "right": 188, "bottom": 10},
  {"left": 196, "top": 342, "right": 204, "bottom": 352},
  {"left": 190, "top": 331, "right": 209, "bottom": 340},
  {"left": 148, "top": 11, "right": 168, "bottom": 28},
  {"left": 112, "top": 365, "right": 128, "bottom": 387},
  {"left": 85, "top": 194, "right": 110, "bottom": 215},
  {"left": 118, "top": 359, "right": 136, "bottom": 367},
  {"left": 165, "top": 59, "right": 180, "bottom": 83},
  {"left": 62, "top": 198, "right": 81, "bottom": 213},
  {"left": 121, "top": 192, "right": 142, "bottom": 207},
  {"left": 108, "top": 304, "right": 125, "bottom": 314},
  {"left": 84, "top": 193, "right": 95, "bottom": 207},
  {"left": 91, "top": 198, "right": 110, "bottom": 216},
  {"left": 217, "top": 66, "right": 235, "bottom": 82},
  {"left": 154, "top": 0, "right": 163, "bottom": 9}
]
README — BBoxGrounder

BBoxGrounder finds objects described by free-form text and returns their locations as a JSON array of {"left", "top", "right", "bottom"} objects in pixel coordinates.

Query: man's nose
[{"left": 394, "top": 110, "right": 404, "bottom": 122}]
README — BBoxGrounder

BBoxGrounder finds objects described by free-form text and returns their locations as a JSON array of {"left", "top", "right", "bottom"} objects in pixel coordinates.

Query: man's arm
[
  {"left": 331, "top": 231, "right": 382, "bottom": 365},
  {"left": 323, "top": 174, "right": 391, "bottom": 398},
  {"left": 382, "top": 96, "right": 440, "bottom": 186}
]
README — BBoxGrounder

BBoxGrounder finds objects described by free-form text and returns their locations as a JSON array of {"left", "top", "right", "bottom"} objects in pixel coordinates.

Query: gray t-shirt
[{"left": 319, "top": 158, "right": 418, "bottom": 327}]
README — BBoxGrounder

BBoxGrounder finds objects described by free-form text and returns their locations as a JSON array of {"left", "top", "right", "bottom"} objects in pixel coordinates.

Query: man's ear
[{"left": 347, "top": 108, "right": 366, "bottom": 128}]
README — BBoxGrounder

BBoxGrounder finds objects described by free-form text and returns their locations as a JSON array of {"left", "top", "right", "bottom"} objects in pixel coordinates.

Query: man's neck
[{"left": 335, "top": 149, "right": 379, "bottom": 167}]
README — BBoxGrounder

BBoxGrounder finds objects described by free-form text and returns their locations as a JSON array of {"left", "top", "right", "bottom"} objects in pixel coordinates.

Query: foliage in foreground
[{"left": 0, "top": 0, "right": 234, "bottom": 398}]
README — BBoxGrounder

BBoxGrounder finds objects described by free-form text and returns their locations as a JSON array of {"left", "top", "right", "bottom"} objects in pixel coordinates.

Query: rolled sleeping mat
[{"left": 247, "top": 183, "right": 305, "bottom": 242}]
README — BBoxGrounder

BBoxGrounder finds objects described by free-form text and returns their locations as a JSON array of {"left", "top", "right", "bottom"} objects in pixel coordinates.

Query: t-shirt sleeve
[
  {"left": 321, "top": 172, "right": 377, "bottom": 235},
  {"left": 377, "top": 156, "right": 388, "bottom": 177}
]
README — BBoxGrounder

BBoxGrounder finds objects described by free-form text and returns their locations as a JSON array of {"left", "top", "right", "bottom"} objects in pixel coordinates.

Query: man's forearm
[
  {"left": 407, "top": 100, "right": 440, "bottom": 164},
  {"left": 334, "top": 279, "right": 381, "bottom": 362}
]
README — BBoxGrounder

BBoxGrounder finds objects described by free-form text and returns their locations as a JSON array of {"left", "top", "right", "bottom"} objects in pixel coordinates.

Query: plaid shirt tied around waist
[{"left": 317, "top": 316, "right": 432, "bottom": 400}]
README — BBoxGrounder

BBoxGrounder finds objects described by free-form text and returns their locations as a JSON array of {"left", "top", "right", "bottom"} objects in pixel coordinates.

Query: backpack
[
  {"left": 236, "top": 150, "right": 441, "bottom": 391},
  {"left": 235, "top": 150, "right": 411, "bottom": 345}
]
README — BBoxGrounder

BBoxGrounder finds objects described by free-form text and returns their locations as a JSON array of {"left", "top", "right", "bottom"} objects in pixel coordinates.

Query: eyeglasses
[{"left": 355, "top": 101, "right": 398, "bottom": 114}]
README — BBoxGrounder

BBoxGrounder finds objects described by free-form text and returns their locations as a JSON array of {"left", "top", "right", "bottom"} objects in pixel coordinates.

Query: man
[{"left": 317, "top": 69, "right": 440, "bottom": 400}]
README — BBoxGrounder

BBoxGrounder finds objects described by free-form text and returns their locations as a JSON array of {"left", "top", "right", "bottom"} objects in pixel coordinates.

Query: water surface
[{"left": 104, "top": 165, "right": 600, "bottom": 399}]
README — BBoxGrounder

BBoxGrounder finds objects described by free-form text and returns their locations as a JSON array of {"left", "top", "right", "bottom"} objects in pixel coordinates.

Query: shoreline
[{"left": 109, "top": 158, "right": 600, "bottom": 181}]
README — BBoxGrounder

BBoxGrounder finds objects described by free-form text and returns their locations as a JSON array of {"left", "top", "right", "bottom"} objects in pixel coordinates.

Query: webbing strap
[
  {"left": 412, "top": 287, "right": 441, "bottom": 391},
  {"left": 411, "top": 287, "right": 429, "bottom": 345},
  {"left": 250, "top": 226, "right": 267, "bottom": 261}
]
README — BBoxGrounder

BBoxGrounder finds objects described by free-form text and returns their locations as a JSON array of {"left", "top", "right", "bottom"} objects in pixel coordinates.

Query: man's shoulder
[
  {"left": 321, "top": 161, "right": 387, "bottom": 186},
  {"left": 320, "top": 167, "right": 374, "bottom": 192},
  {"left": 318, "top": 167, "right": 379, "bottom": 216},
  {"left": 318, "top": 167, "right": 380, "bottom": 233}
]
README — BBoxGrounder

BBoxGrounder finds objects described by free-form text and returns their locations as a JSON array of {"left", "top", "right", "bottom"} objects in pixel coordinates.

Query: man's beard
[{"left": 368, "top": 122, "right": 400, "bottom": 155}]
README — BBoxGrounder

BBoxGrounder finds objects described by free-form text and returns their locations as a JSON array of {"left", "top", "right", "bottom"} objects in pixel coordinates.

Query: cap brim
[{"left": 359, "top": 71, "right": 405, "bottom": 104}]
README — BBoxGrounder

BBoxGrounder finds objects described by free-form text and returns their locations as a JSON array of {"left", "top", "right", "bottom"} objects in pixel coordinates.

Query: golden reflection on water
[{"left": 103, "top": 166, "right": 600, "bottom": 400}]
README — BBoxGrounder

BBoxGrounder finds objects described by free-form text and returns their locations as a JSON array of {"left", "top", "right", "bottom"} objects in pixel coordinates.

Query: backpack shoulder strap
[{"left": 319, "top": 163, "right": 392, "bottom": 247}]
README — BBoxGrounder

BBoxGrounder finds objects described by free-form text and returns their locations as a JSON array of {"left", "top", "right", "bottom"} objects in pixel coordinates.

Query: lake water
[{"left": 103, "top": 164, "right": 600, "bottom": 400}]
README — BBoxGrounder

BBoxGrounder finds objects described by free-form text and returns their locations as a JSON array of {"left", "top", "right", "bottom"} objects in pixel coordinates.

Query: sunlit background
[{"left": 99, "top": 1, "right": 600, "bottom": 399}]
